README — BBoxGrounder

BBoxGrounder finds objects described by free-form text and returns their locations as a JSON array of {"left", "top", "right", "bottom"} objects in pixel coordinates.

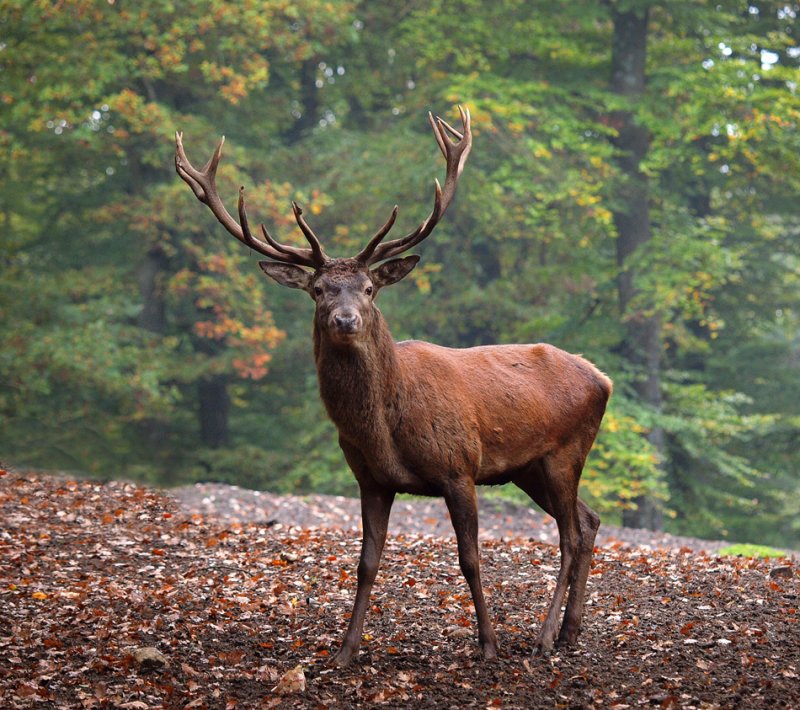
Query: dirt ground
[
  {"left": 1, "top": 470, "right": 798, "bottom": 708},
  {"left": 169, "top": 481, "right": 739, "bottom": 553}
]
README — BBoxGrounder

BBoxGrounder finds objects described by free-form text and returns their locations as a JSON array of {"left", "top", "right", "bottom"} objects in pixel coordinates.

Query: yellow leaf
[{"left": 32, "top": 591, "right": 47, "bottom": 600}]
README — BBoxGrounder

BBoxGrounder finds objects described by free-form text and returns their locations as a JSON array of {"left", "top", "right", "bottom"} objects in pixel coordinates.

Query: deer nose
[{"left": 333, "top": 313, "right": 360, "bottom": 333}]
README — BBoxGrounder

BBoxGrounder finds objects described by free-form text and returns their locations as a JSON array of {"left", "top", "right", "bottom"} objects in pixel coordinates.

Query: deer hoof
[
  {"left": 532, "top": 634, "right": 556, "bottom": 657},
  {"left": 557, "top": 626, "right": 580, "bottom": 647},
  {"left": 481, "top": 641, "right": 499, "bottom": 661}
]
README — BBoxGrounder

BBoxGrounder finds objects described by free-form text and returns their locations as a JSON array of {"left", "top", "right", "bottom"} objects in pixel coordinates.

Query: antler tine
[
  {"left": 236, "top": 187, "right": 297, "bottom": 258},
  {"left": 429, "top": 111, "right": 448, "bottom": 159},
  {"left": 176, "top": 133, "right": 240, "bottom": 236},
  {"left": 175, "top": 132, "right": 206, "bottom": 201},
  {"left": 175, "top": 132, "right": 328, "bottom": 269},
  {"left": 360, "top": 106, "right": 472, "bottom": 266},
  {"left": 238, "top": 186, "right": 329, "bottom": 263},
  {"left": 354, "top": 206, "right": 399, "bottom": 264},
  {"left": 291, "top": 202, "right": 330, "bottom": 267},
  {"left": 437, "top": 115, "right": 464, "bottom": 141}
]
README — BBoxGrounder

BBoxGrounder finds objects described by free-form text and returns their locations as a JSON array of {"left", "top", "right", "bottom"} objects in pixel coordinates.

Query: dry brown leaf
[{"left": 272, "top": 665, "right": 306, "bottom": 695}]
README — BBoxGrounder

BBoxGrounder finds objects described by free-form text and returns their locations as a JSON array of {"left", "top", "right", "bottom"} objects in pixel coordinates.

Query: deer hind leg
[
  {"left": 557, "top": 498, "right": 600, "bottom": 645},
  {"left": 513, "top": 449, "right": 596, "bottom": 653},
  {"left": 444, "top": 479, "right": 499, "bottom": 660}
]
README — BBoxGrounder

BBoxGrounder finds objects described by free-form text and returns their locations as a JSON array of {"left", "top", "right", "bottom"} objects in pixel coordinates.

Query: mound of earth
[{"left": 170, "top": 481, "right": 737, "bottom": 554}]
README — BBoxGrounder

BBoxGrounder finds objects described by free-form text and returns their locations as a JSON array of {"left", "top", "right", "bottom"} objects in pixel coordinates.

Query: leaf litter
[{"left": 0, "top": 469, "right": 797, "bottom": 708}]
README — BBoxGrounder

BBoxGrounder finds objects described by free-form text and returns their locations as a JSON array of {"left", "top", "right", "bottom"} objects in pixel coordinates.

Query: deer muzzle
[{"left": 332, "top": 311, "right": 362, "bottom": 337}]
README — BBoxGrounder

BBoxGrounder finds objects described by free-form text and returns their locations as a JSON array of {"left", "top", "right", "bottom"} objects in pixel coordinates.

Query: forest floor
[{"left": 1, "top": 470, "right": 798, "bottom": 709}]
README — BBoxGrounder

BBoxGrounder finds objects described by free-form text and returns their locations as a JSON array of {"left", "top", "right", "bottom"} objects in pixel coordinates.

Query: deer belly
[
  {"left": 391, "top": 424, "right": 483, "bottom": 492},
  {"left": 474, "top": 421, "right": 555, "bottom": 484},
  {"left": 366, "top": 457, "right": 444, "bottom": 496}
]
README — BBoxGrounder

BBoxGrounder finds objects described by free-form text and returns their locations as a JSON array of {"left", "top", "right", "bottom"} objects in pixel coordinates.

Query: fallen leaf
[
  {"left": 129, "top": 646, "right": 169, "bottom": 671},
  {"left": 272, "top": 665, "right": 306, "bottom": 695},
  {"left": 443, "top": 626, "right": 472, "bottom": 639}
]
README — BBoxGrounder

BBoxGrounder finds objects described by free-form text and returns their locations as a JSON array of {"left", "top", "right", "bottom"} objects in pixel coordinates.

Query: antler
[
  {"left": 356, "top": 105, "right": 472, "bottom": 266},
  {"left": 176, "top": 107, "right": 471, "bottom": 269},
  {"left": 175, "top": 132, "right": 330, "bottom": 269}
]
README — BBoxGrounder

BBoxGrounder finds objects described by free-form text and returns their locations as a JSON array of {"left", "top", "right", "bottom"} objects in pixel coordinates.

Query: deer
[{"left": 175, "top": 106, "right": 612, "bottom": 666}]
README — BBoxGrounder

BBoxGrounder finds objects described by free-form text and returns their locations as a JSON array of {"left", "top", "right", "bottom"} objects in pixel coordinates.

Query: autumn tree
[
  {"left": 1, "top": 0, "right": 798, "bottom": 546},
  {"left": 0, "top": 0, "right": 352, "bottom": 476}
]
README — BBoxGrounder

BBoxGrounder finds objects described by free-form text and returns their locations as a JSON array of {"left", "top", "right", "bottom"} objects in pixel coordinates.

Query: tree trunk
[
  {"left": 198, "top": 375, "right": 230, "bottom": 449},
  {"left": 609, "top": 5, "right": 664, "bottom": 531},
  {"left": 137, "top": 247, "right": 168, "bottom": 333},
  {"left": 136, "top": 247, "right": 170, "bottom": 454},
  {"left": 285, "top": 58, "right": 320, "bottom": 144}
]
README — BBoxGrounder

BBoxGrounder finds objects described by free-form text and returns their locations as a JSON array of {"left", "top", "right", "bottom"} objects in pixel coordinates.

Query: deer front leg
[
  {"left": 330, "top": 485, "right": 395, "bottom": 667},
  {"left": 444, "top": 480, "right": 499, "bottom": 660}
]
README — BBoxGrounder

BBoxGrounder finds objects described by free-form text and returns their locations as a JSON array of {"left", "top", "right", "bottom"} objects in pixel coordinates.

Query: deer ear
[
  {"left": 258, "top": 262, "right": 314, "bottom": 294},
  {"left": 370, "top": 255, "right": 420, "bottom": 291}
]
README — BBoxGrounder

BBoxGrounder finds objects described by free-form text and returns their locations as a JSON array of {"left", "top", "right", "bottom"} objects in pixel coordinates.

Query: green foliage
[
  {"left": 1, "top": 0, "right": 799, "bottom": 548},
  {"left": 581, "top": 393, "right": 666, "bottom": 523},
  {"left": 717, "top": 544, "right": 788, "bottom": 559},
  {"left": 659, "top": 378, "right": 777, "bottom": 540},
  {"left": 0, "top": 264, "right": 181, "bottom": 475}
]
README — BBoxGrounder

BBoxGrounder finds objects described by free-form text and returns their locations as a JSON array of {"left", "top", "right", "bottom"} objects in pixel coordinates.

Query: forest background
[{"left": 1, "top": 0, "right": 798, "bottom": 548}]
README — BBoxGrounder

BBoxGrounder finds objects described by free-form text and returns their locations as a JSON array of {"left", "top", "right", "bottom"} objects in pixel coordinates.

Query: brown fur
[
  {"left": 173, "top": 108, "right": 591, "bottom": 666},
  {"left": 273, "top": 258, "right": 613, "bottom": 666}
]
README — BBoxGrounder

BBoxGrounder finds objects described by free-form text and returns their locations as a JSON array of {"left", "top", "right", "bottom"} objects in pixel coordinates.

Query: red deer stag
[{"left": 175, "top": 107, "right": 612, "bottom": 666}]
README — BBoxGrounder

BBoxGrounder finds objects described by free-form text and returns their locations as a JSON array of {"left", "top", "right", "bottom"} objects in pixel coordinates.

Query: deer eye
[
  {"left": 365, "top": 285, "right": 374, "bottom": 296},
  {"left": 314, "top": 285, "right": 323, "bottom": 297}
]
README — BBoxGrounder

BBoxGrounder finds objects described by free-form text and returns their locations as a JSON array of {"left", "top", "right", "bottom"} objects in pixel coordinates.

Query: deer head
[{"left": 175, "top": 108, "right": 471, "bottom": 344}]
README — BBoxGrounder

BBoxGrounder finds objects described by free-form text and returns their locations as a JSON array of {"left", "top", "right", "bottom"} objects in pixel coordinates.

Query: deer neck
[{"left": 313, "top": 308, "right": 401, "bottom": 442}]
